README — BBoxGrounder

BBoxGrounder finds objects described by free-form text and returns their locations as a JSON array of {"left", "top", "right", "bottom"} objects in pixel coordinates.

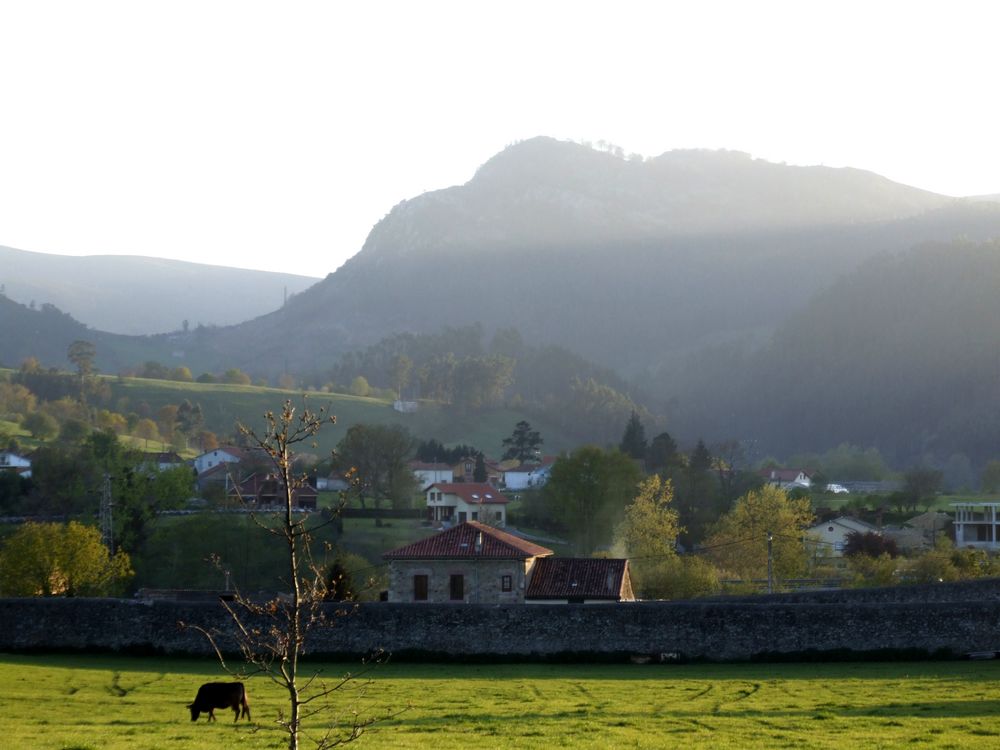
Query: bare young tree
[{"left": 184, "top": 399, "right": 395, "bottom": 749}]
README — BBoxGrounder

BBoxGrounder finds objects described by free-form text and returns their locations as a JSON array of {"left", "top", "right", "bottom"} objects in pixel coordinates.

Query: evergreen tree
[
  {"left": 502, "top": 420, "right": 543, "bottom": 462},
  {"left": 473, "top": 453, "right": 488, "bottom": 483},
  {"left": 619, "top": 410, "right": 647, "bottom": 460},
  {"left": 647, "top": 431, "right": 679, "bottom": 473}
]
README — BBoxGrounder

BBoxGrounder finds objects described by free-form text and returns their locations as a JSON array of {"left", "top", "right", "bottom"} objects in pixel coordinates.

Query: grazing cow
[{"left": 187, "top": 682, "right": 251, "bottom": 722}]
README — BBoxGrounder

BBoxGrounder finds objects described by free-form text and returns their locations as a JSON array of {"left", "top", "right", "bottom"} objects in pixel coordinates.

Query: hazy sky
[{"left": 1, "top": 1, "right": 997, "bottom": 277}]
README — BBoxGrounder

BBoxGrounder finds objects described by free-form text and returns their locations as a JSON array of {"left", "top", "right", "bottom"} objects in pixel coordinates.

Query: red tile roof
[
  {"left": 383, "top": 521, "right": 553, "bottom": 560},
  {"left": 526, "top": 558, "right": 632, "bottom": 601},
  {"left": 428, "top": 482, "right": 510, "bottom": 504}
]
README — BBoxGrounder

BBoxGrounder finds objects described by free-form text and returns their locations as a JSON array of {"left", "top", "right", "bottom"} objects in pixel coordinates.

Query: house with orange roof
[
  {"left": 383, "top": 521, "right": 554, "bottom": 603},
  {"left": 425, "top": 482, "right": 510, "bottom": 527}
]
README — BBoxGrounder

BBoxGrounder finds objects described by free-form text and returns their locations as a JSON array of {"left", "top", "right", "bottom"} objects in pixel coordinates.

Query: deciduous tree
[
  {"left": 0, "top": 521, "right": 132, "bottom": 596},
  {"left": 336, "top": 424, "right": 417, "bottom": 512},
  {"left": 544, "top": 446, "right": 642, "bottom": 555},
  {"left": 184, "top": 400, "right": 395, "bottom": 749},
  {"left": 706, "top": 485, "right": 813, "bottom": 583}
]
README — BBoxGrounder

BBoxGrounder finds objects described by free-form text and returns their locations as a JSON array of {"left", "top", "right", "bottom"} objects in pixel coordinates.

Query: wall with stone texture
[{"left": 3, "top": 579, "right": 1000, "bottom": 662}]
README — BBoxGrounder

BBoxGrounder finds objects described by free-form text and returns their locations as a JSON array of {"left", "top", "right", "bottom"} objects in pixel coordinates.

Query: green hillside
[{"left": 105, "top": 376, "right": 579, "bottom": 457}]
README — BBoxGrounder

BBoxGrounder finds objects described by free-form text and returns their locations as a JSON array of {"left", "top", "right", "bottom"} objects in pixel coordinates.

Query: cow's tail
[{"left": 240, "top": 685, "right": 251, "bottom": 721}]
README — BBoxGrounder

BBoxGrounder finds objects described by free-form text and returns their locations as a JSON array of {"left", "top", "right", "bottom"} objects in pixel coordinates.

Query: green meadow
[{"left": 2, "top": 654, "right": 1000, "bottom": 749}]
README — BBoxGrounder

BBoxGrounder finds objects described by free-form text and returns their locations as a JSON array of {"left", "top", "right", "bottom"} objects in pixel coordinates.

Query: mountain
[
  {"left": 664, "top": 238, "right": 1000, "bottom": 472},
  {"left": 181, "top": 137, "right": 1000, "bottom": 380},
  {"left": 7, "top": 138, "right": 1000, "bottom": 469},
  {"left": 0, "top": 246, "right": 319, "bottom": 335}
]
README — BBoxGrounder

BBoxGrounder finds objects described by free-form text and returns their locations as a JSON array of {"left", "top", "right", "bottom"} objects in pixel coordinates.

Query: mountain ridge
[{"left": 0, "top": 245, "right": 319, "bottom": 335}]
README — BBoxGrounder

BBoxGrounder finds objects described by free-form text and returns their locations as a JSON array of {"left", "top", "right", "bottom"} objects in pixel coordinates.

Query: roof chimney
[{"left": 475, "top": 530, "right": 483, "bottom": 554}]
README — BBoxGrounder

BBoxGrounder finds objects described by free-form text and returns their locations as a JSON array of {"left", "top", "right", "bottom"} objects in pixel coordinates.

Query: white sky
[{"left": 0, "top": 0, "right": 998, "bottom": 277}]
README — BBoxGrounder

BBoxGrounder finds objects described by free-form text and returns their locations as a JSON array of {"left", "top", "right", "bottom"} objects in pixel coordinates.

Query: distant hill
[
  {"left": 0, "top": 246, "right": 319, "bottom": 335},
  {"left": 179, "top": 137, "right": 1000, "bottom": 380},
  {"left": 664, "top": 238, "right": 1000, "bottom": 470}
]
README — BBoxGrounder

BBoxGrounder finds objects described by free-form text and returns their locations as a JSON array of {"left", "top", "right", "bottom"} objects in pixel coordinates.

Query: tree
[
  {"left": 58, "top": 418, "right": 90, "bottom": 444},
  {"left": 646, "top": 431, "right": 679, "bottom": 474},
  {"left": 183, "top": 400, "right": 392, "bottom": 749},
  {"left": 133, "top": 418, "right": 160, "bottom": 446},
  {"left": 67, "top": 339, "right": 96, "bottom": 393},
  {"left": 674, "top": 439, "right": 722, "bottom": 547},
  {"left": 336, "top": 424, "right": 416, "bottom": 513},
  {"left": 223, "top": 368, "right": 252, "bottom": 386},
  {"left": 0, "top": 521, "right": 132, "bottom": 597},
  {"left": 706, "top": 485, "right": 813, "bottom": 583},
  {"left": 616, "top": 475, "right": 681, "bottom": 563},
  {"left": 619, "top": 411, "right": 647, "bottom": 461},
  {"left": 349, "top": 375, "right": 371, "bottom": 397},
  {"left": 177, "top": 399, "right": 204, "bottom": 439},
  {"left": 22, "top": 411, "right": 58, "bottom": 440},
  {"left": 501, "top": 420, "right": 543, "bottom": 462},
  {"left": 903, "top": 467, "right": 944, "bottom": 511},
  {"left": 388, "top": 354, "right": 413, "bottom": 400},
  {"left": 983, "top": 460, "right": 1000, "bottom": 494},
  {"left": 473, "top": 453, "right": 487, "bottom": 483},
  {"left": 844, "top": 531, "right": 899, "bottom": 559},
  {"left": 544, "top": 446, "right": 642, "bottom": 555}
]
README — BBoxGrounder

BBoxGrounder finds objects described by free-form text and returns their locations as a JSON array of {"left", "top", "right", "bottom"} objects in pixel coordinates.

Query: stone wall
[{"left": 3, "top": 579, "right": 1000, "bottom": 662}]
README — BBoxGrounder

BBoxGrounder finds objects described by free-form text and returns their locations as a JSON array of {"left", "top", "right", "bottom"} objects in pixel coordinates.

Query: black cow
[{"left": 187, "top": 682, "right": 251, "bottom": 722}]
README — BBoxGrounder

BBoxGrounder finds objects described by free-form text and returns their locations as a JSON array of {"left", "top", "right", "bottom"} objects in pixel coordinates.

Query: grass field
[{"left": 2, "top": 655, "right": 1000, "bottom": 749}]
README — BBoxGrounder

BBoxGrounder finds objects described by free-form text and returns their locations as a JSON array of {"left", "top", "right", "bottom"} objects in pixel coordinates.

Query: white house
[
  {"left": 760, "top": 468, "right": 814, "bottom": 491},
  {"left": 806, "top": 516, "right": 879, "bottom": 556},
  {"left": 426, "top": 482, "right": 509, "bottom": 527},
  {"left": 503, "top": 457, "right": 556, "bottom": 491},
  {"left": 0, "top": 451, "right": 31, "bottom": 478},
  {"left": 409, "top": 461, "right": 454, "bottom": 489},
  {"left": 193, "top": 446, "right": 245, "bottom": 475},
  {"left": 953, "top": 503, "right": 1000, "bottom": 550}
]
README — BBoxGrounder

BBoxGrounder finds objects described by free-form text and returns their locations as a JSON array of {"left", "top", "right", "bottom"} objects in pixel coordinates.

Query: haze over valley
[{"left": 3, "top": 137, "right": 1000, "bottom": 473}]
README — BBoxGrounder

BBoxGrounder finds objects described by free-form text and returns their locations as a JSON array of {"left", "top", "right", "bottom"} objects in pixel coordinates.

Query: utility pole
[
  {"left": 100, "top": 473, "right": 114, "bottom": 555},
  {"left": 766, "top": 530, "right": 774, "bottom": 594}
]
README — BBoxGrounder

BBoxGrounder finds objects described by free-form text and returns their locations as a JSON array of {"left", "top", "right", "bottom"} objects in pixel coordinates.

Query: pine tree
[{"left": 619, "top": 411, "right": 647, "bottom": 460}]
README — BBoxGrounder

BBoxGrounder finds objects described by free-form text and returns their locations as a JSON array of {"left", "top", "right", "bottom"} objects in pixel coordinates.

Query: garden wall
[{"left": 3, "top": 579, "right": 1000, "bottom": 662}]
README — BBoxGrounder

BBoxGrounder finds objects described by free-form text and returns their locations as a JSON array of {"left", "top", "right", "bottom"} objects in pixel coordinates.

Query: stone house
[
  {"left": 525, "top": 558, "right": 635, "bottom": 603},
  {"left": 383, "top": 521, "right": 553, "bottom": 603},
  {"left": 425, "top": 482, "right": 510, "bottom": 527},
  {"left": 452, "top": 455, "right": 503, "bottom": 485}
]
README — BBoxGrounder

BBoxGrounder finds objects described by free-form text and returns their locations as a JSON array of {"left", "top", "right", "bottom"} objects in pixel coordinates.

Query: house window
[
  {"left": 449, "top": 574, "right": 464, "bottom": 601},
  {"left": 458, "top": 512, "right": 467, "bottom": 523},
  {"left": 501, "top": 575, "right": 512, "bottom": 592},
  {"left": 471, "top": 511, "right": 478, "bottom": 521},
  {"left": 413, "top": 574, "right": 428, "bottom": 601}
]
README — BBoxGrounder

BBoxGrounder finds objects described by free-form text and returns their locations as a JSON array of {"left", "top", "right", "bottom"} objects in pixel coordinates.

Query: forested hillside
[
  {"left": 175, "top": 138, "right": 997, "bottom": 379},
  {"left": 663, "top": 239, "right": 1000, "bottom": 471}
]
